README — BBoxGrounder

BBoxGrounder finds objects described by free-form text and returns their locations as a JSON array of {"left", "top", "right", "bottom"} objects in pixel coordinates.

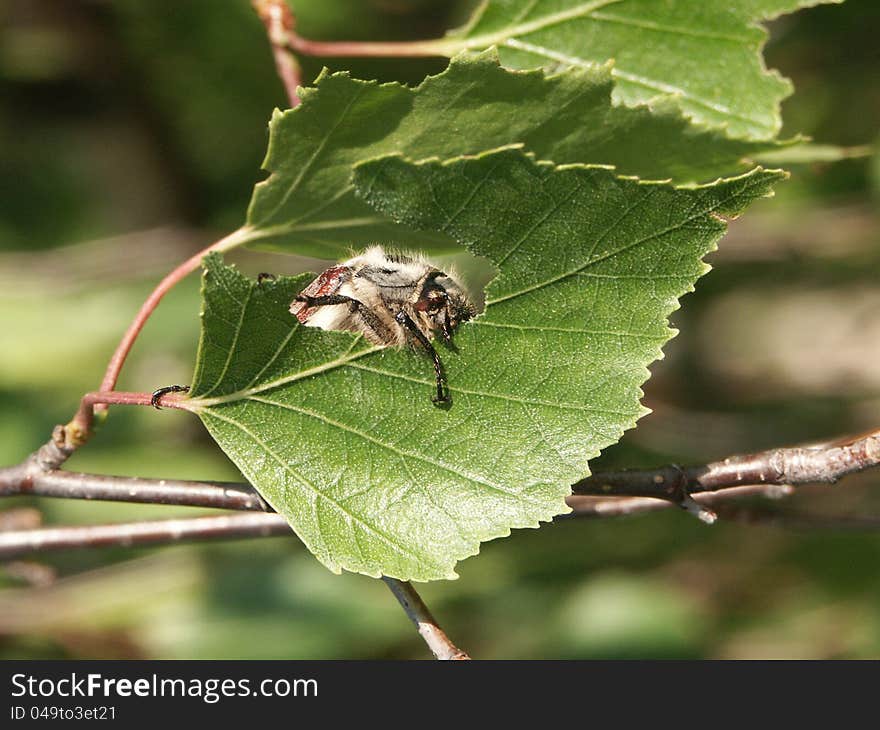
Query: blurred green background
[{"left": 0, "top": 0, "right": 878, "bottom": 659}]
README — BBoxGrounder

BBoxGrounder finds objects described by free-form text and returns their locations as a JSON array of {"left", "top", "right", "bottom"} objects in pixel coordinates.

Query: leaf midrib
[
  {"left": 499, "top": 38, "right": 759, "bottom": 129},
  {"left": 453, "top": 0, "right": 626, "bottom": 50},
  {"left": 247, "top": 394, "right": 544, "bottom": 505},
  {"left": 485, "top": 181, "right": 746, "bottom": 306},
  {"left": 190, "top": 339, "right": 382, "bottom": 408},
  {"left": 346, "top": 361, "right": 640, "bottom": 418}
]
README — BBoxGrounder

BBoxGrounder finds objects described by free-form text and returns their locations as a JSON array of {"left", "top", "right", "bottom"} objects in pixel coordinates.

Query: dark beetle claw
[{"left": 151, "top": 385, "right": 190, "bottom": 409}]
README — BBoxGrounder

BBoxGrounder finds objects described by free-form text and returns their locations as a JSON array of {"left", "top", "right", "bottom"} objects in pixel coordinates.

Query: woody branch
[
  {"left": 2, "top": 428, "right": 878, "bottom": 559},
  {"left": 572, "top": 428, "right": 880, "bottom": 498},
  {"left": 3, "top": 428, "right": 877, "bottom": 658},
  {"left": 0, "top": 432, "right": 469, "bottom": 661}
]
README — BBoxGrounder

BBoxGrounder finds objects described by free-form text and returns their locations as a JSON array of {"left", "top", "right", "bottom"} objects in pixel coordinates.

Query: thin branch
[
  {"left": 0, "top": 513, "right": 291, "bottom": 559},
  {"left": 3, "top": 428, "right": 877, "bottom": 660},
  {"left": 0, "top": 446, "right": 470, "bottom": 658},
  {"left": 253, "top": 0, "right": 303, "bottom": 107},
  {"left": 382, "top": 578, "right": 470, "bottom": 660},
  {"left": 0, "top": 468, "right": 269, "bottom": 511},
  {"left": 0, "top": 462, "right": 792, "bottom": 520},
  {"left": 565, "top": 484, "right": 795, "bottom": 519},
  {"left": 3, "top": 431, "right": 877, "bottom": 525},
  {"left": 0, "top": 428, "right": 77, "bottom": 486},
  {"left": 71, "top": 391, "right": 190, "bottom": 438},
  {"left": 96, "top": 230, "right": 241, "bottom": 393},
  {"left": 3, "top": 430, "right": 877, "bottom": 524},
  {"left": 65, "top": 227, "right": 250, "bottom": 448},
  {"left": 574, "top": 429, "right": 880, "bottom": 503}
]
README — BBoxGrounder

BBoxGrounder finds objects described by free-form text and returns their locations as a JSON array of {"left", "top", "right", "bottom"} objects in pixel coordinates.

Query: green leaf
[
  {"left": 187, "top": 147, "right": 783, "bottom": 581},
  {"left": 239, "top": 52, "right": 788, "bottom": 258},
  {"left": 439, "top": 0, "right": 843, "bottom": 139}
]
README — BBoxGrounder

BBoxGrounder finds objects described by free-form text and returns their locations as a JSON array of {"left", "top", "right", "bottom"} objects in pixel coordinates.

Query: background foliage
[{"left": 0, "top": 0, "right": 878, "bottom": 658}]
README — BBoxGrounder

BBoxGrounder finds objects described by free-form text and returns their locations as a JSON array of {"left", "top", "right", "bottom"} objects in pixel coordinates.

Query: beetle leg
[
  {"left": 395, "top": 310, "right": 448, "bottom": 404},
  {"left": 295, "top": 294, "right": 357, "bottom": 307}
]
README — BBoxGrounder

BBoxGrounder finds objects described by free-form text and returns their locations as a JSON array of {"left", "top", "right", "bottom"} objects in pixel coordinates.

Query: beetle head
[{"left": 414, "top": 272, "right": 476, "bottom": 343}]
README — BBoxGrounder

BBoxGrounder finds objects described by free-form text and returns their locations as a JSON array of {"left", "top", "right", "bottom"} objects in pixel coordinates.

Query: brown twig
[
  {"left": 2, "top": 428, "right": 878, "bottom": 658},
  {"left": 0, "top": 447, "right": 471, "bottom": 658},
  {"left": 0, "top": 513, "right": 291, "bottom": 558},
  {"left": 0, "top": 462, "right": 797, "bottom": 523},
  {"left": 382, "top": 578, "right": 470, "bottom": 660},
  {"left": 253, "top": 0, "right": 303, "bottom": 107},
  {"left": 3, "top": 431, "right": 878, "bottom": 530},
  {"left": 0, "top": 468, "right": 269, "bottom": 511},
  {"left": 565, "top": 484, "right": 795, "bottom": 519},
  {"left": 574, "top": 428, "right": 880, "bottom": 505},
  {"left": 0, "top": 427, "right": 77, "bottom": 487}
]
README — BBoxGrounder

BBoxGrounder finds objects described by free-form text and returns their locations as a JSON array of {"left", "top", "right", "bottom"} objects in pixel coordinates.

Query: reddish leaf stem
[
  {"left": 252, "top": 0, "right": 451, "bottom": 63},
  {"left": 287, "top": 34, "right": 450, "bottom": 59},
  {"left": 71, "top": 390, "right": 191, "bottom": 441},
  {"left": 66, "top": 228, "right": 250, "bottom": 446}
]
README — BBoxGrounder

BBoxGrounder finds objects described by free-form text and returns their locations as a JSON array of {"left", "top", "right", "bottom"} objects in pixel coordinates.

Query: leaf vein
[
  {"left": 199, "top": 285, "right": 255, "bottom": 398},
  {"left": 246, "top": 395, "right": 539, "bottom": 505},
  {"left": 345, "top": 362, "right": 636, "bottom": 416},
  {"left": 201, "top": 408, "right": 436, "bottom": 568}
]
